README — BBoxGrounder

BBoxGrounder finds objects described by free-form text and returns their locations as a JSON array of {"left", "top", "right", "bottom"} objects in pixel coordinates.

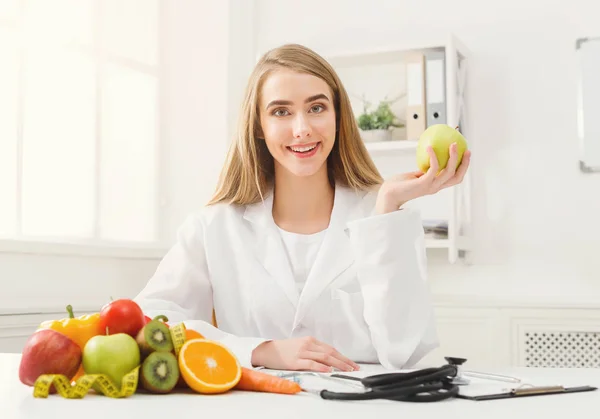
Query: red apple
[{"left": 19, "top": 329, "right": 82, "bottom": 392}]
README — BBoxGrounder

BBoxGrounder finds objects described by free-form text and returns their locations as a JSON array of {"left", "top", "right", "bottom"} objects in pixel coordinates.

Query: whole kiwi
[
  {"left": 136, "top": 315, "right": 173, "bottom": 359},
  {"left": 140, "top": 351, "right": 179, "bottom": 394}
]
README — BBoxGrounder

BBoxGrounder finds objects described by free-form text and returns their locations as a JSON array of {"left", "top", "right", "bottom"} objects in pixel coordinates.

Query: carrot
[{"left": 235, "top": 367, "right": 302, "bottom": 394}]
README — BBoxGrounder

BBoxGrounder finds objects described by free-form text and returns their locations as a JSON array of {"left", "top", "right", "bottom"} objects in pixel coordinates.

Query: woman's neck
[{"left": 272, "top": 164, "right": 334, "bottom": 234}]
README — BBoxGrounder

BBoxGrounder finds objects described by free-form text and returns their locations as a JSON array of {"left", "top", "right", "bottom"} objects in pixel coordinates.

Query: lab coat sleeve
[
  {"left": 346, "top": 208, "right": 439, "bottom": 370},
  {"left": 133, "top": 214, "right": 269, "bottom": 368}
]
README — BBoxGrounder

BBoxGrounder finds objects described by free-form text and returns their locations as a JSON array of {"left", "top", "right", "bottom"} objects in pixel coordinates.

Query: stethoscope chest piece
[{"left": 444, "top": 356, "right": 471, "bottom": 385}]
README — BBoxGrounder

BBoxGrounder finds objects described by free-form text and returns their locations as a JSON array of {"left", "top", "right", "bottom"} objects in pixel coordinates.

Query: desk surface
[{"left": 2, "top": 353, "right": 598, "bottom": 419}]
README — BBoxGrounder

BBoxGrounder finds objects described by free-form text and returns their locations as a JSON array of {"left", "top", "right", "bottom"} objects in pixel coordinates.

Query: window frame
[{"left": 0, "top": 0, "right": 168, "bottom": 258}]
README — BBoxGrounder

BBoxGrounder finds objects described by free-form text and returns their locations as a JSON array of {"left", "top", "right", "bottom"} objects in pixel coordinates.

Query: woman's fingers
[
  {"left": 408, "top": 170, "right": 425, "bottom": 178},
  {"left": 300, "top": 350, "right": 354, "bottom": 372},
  {"left": 444, "top": 149, "right": 471, "bottom": 188},
  {"left": 294, "top": 337, "right": 359, "bottom": 372},
  {"left": 296, "top": 358, "right": 333, "bottom": 373},
  {"left": 313, "top": 340, "right": 360, "bottom": 371},
  {"left": 420, "top": 146, "right": 439, "bottom": 184},
  {"left": 434, "top": 143, "right": 459, "bottom": 188},
  {"left": 454, "top": 150, "right": 471, "bottom": 182},
  {"left": 419, "top": 145, "right": 470, "bottom": 192}
]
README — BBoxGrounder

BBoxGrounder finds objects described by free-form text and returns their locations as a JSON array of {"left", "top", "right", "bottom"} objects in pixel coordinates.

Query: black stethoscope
[
  {"left": 319, "top": 361, "right": 460, "bottom": 402},
  {"left": 277, "top": 356, "right": 520, "bottom": 402}
]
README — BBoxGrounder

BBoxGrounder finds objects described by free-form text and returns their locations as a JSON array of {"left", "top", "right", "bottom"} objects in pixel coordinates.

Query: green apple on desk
[
  {"left": 416, "top": 124, "right": 468, "bottom": 173},
  {"left": 82, "top": 332, "right": 140, "bottom": 390}
]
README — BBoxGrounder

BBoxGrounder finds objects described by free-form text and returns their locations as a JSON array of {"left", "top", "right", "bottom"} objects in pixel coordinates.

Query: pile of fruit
[{"left": 18, "top": 298, "right": 301, "bottom": 398}]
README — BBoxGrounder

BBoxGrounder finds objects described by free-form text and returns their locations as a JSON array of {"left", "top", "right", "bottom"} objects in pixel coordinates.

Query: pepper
[{"left": 38, "top": 305, "right": 103, "bottom": 350}]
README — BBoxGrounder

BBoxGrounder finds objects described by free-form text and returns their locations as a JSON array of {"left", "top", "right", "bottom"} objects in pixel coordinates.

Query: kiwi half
[
  {"left": 140, "top": 351, "right": 179, "bottom": 394},
  {"left": 136, "top": 315, "right": 173, "bottom": 358}
]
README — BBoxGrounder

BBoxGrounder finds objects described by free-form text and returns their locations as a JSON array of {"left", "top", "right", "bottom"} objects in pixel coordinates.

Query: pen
[{"left": 462, "top": 370, "right": 522, "bottom": 383}]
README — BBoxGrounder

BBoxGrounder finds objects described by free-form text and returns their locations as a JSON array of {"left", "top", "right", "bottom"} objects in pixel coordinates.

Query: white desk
[{"left": 2, "top": 353, "right": 598, "bottom": 419}]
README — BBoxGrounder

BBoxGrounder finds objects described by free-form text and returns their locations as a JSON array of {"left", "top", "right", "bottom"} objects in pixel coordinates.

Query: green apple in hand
[
  {"left": 416, "top": 124, "right": 468, "bottom": 173},
  {"left": 82, "top": 333, "right": 140, "bottom": 390}
]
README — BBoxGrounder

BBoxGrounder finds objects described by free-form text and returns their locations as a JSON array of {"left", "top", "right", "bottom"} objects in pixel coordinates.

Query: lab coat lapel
[
  {"left": 293, "top": 186, "right": 356, "bottom": 328},
  {"left": 243, "top": 191, "right": 300, "bottom": 309}
]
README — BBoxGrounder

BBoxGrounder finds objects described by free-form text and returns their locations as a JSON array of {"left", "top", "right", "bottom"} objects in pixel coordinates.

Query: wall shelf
[
  {"left": 364, "top": 140, "right": 418, "bottom": 152},
  {"left": 425, "top": 236, "right": 470, "bottom": 249},
  {"left": 425, "top": 238, "right": 449, "bottom": 249}
]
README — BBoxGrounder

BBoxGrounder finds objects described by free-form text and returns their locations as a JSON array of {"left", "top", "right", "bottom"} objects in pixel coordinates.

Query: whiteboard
[{"left": 577, "top": 37, "right": 600, "bottom": 172}]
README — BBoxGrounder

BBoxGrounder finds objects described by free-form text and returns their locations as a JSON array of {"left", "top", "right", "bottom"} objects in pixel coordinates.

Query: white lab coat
[{"left": 134, "top": 184, "right": 439, "bottom": 370}]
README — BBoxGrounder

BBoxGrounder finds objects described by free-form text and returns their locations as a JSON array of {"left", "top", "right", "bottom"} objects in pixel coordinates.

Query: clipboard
[{"left": 457, "top": 385, "right": 597, "bottom": 401}]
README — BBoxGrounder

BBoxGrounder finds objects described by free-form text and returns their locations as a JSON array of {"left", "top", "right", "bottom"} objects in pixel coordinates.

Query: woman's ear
[
  {"left": 255, "top": 125, "right": 265, "bottom": 140},
  {"left": 253, "top": 113, "right": 265, "bottom": 139}
]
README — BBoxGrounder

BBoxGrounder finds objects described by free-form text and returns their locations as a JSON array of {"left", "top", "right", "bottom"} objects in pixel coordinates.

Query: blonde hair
[{"left": 208, "top": 43, "right": 383, "bottom": 206}]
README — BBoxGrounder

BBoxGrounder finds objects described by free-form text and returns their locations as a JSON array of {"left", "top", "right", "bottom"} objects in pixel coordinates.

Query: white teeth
[{"left": 290, "top": 144, "right": 317, "bottom": 152}]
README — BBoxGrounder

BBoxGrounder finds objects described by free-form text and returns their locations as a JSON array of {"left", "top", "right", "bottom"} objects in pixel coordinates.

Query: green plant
[{"left": 357, "top": 98, "right": 404, "bottom": 131}]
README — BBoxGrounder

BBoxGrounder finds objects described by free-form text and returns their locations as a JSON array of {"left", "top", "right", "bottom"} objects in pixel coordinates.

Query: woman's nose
[{"left": 293, "top": 114, "right": 312, "bottom": 139}]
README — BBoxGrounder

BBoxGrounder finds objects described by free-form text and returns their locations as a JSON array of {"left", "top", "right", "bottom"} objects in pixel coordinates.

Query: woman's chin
[{"left": 277, "top": 160, "right": 328, "bottom": 179}]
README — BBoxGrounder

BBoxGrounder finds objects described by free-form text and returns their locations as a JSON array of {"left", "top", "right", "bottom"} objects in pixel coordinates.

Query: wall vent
[{"left": 522, "top": 331, "right": 600, "bottom": 368}]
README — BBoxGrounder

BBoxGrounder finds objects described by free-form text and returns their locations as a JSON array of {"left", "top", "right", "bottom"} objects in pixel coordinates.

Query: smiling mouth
[{"left": 287, "top": 142, "right": 319, "bottom": 154}]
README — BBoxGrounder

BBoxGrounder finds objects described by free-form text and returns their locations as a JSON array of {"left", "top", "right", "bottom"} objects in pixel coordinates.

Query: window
[{"left": 0, "top": 0, "right": 162, "bottom": 251}]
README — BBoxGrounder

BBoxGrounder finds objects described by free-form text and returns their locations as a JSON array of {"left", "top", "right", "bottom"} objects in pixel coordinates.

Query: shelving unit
[
  {"left": 326, "top": 34, "right": 472, "bottom": 263},
  {"left": 364, "top": 140, "right": 418, "bottom": 152},
  {"left": 425, "top": 238, "right": 450, "bottom": 249}
]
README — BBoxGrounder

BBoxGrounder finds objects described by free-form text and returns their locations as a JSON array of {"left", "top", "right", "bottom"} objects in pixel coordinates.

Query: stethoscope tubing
[
  {"left": 320, "top": 382, "right": 459, "bottom": 402},
  {"left": 318, "top": 364, "right": 460, "bottom": 402}
]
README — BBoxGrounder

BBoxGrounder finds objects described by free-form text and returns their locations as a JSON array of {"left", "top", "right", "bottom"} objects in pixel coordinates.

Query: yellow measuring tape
[
  {"left": 33, "top": 323, "right": 187, "bottom": 399},
  {"left": 170, "top": 322, "right": 186, "bottom": 357}
]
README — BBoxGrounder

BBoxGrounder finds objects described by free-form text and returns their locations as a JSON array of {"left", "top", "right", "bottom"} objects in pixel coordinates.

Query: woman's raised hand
[{"left": 375, "top": 143, "right": 471, "bottom": 214}]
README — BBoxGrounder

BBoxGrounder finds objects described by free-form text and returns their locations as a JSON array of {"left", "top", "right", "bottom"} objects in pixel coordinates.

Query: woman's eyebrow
[
  {"left": 305, "top": 93, "right": 329, "bottom": 103},
  {"left": 265, "top": 93, "right": 330, "bottom": 110}
]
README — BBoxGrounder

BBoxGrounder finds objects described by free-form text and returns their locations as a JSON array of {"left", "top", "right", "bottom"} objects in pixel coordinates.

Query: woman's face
[{"left": 259, "top": 69, "right": 336, "bottom": 179}]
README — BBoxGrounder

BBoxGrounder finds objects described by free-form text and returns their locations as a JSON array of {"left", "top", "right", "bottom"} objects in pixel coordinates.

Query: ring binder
[
  {"left": 424, "top": 50, "right": 447, "bottom": 126},
  {"left": 405, "top": 52, "right": 427, "bottom": 140}
]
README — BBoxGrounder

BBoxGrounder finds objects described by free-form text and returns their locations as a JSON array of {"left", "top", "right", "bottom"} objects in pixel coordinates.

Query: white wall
[
  {"left": 0, "top": 252, "right": 159, "bottom": 313},
  {"left": 161, "top": 0, "right": 231, "bottom": 241},
  {"left": 160, "top": 0, "right": 256, "bottom": 239},
  {"left": 253, "top": 0, "right": 600, "bottom": 295}
]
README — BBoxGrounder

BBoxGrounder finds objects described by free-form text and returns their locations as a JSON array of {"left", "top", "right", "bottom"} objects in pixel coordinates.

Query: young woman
[{"left": 134, "top": 44, "right": 471, "bottom": 372}]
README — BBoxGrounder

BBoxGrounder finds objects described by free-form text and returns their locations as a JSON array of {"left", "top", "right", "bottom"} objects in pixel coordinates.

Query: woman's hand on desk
[
  {"left": 375, "top": 143, "right": 471, "bottom": 214},
  {"left": 251, "top": 336, "right": 359, "bottom": 372}
]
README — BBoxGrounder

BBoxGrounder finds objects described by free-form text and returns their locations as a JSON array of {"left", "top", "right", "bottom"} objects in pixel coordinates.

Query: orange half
[
  {"left": 178, "top": 339, "right": 241, "bottom": 394},
  {"left": 185, "top": 329, "right": 204, "bottom": 340}
]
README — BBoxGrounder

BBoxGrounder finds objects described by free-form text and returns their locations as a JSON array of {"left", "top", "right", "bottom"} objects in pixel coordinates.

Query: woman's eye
[
  {"left": 310, "top": 104, "right": 325, "bottom": 113},
  {"left": 273, "top": 109, "right": 289, "bottom": 117}
]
